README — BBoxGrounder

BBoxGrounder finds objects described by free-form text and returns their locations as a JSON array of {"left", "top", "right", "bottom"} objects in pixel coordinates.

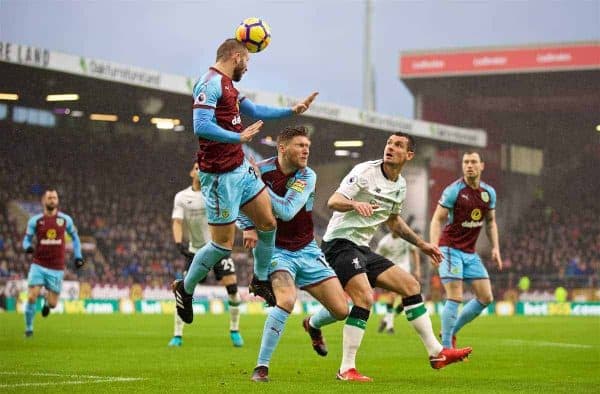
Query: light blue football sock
[
  {"left": 183, "top": 242, "right": 231, "bottom": 294},
  {"left": 253, "top": 228, "right": 276, "bottom": 281},
  {"left": 452, "top": 299, "right": 487, "bottom": 335},
  {"left": 309, "top": 306, "right": 338, "bottom": 329},
  {"left": 441, "top": 299, "right": 460, "bottom": 348},
  {"left": 25, "top": 301, "right": 36, "bottom": 332},
  {"left": 257, "top": 306, "right": 289, "bottom": 366}
]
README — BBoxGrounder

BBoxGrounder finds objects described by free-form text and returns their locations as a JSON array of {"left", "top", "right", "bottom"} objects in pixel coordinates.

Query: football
[{"left": 235, "top": 17, "right": 271, "bottom": 53}]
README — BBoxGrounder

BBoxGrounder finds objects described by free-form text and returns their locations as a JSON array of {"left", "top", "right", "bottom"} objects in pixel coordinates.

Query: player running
[
  {"left": 22, "top": 189, "right": 84, "bottom": 337},
  {"left": 305, "top": 133, "right": 472, "bottom": 381},
  {"left": 173, "top": 38, "right": 318, "bottom": 324},
  {"left": 168, "top": 162, "right": 244, "bottom": 348},
  {"left": 430, "top": 151, "right": 502, "bottom": 349}
]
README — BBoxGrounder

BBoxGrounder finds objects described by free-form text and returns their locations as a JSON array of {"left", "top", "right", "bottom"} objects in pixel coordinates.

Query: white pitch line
[
  {"left": 0, "top": 378, "right": 143, "bottom": 388},
  {"left": 501, "top": 339, "right": 595, "bottom": 349},
  {"left": 0, "top": 371, "right": 145, "bottom": 388}
]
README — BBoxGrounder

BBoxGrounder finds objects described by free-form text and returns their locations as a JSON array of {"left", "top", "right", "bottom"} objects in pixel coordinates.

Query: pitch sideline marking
[
  {"left": 0, "top": 371, "right": 145, "bottom": 388},
  {"left": 501, "top": 339, "right": 594, "bottom": 349}
]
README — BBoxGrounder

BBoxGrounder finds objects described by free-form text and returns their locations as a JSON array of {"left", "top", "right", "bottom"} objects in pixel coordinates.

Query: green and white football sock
[
  {"left": 403, "top": 294, "right": 443, "bottom": 356},
  {"left": 340, "top": 306, "right": 370, "bottom": 373}
]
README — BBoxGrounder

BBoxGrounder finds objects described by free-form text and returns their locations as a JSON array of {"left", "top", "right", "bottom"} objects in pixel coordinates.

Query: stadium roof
[
  {"left": 0, "top": 41, "right": 486, "bottom": 147},
  {"left": 397, "top": 41, "right": 600, "bottom": 144},
  {"left": 399, "top": 41, "right": 599, "bottom": 79}
]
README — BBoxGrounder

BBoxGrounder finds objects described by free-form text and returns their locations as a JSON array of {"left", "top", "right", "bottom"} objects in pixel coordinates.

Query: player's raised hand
[
  {"left": 240, "top": 120, "right": 264, "bottom": 143},
  {"left": 421, "top": 243, "right": 442, "bottom": 267},
  {"left": 243, "top": 229, "right": 258, "bottom": 249},
  {"left": 492, "top": 248, "right": 503, "bottom": 271},
  {"left": 292, "top": 92, "right": 319, "bottom": 115},
  {"left": 353, "top": 201, "right": 379, "bottom": 217}
]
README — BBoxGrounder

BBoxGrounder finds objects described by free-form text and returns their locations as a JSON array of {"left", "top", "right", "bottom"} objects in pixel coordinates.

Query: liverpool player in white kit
[
  {"left": 169, "top": 162, "right": 243, "bottom": 347},
  {"left": 305, "top": 133, "right": 472, "bottom": 381}
]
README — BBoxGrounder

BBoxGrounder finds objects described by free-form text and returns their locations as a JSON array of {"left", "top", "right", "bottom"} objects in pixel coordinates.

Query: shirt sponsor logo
[
  {"left": 46, "top": 229, "right": 57, "bottom": 239},
  {"left": 40, "top": 239, "right": 62, "bottom": 245},
  {"left": 470, "top": 208, "right": 482, "bottom": 221},
  {"left": 461, "top": 220, "right": 484, "bottom": 228}
]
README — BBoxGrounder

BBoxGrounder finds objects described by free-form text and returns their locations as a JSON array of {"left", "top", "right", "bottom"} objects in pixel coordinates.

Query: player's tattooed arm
[
  {"left": 387, "top": 214, "right": 423, "bottom": 248},
  {"left": 387, "top": 214, "right": 443, "bottom": 266}
]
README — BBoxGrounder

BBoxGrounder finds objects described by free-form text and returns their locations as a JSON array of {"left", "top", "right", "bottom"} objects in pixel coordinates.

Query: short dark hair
[
  {"left": 463, "top": 150, "right": 483, "bottom": 162},
  {"left": 277, "top": 125, "right": 309, "bottom": 145},
  {"left": 392, "top": 132, "right": 415, "bottom": 152},
  {"left": 216, "top": 38, "right": 248, "bottom": 61}
]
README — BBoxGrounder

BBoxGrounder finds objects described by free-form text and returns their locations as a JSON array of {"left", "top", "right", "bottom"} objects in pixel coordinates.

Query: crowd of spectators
[
  {"left": 1, "top": 128, "right": 597, "bottom": 299},
  {"left": 0, "top": 128, "right": 256, "bottom": 289},
  {"left": 498, "top": 145, "right": 599, "bottom": 293}
]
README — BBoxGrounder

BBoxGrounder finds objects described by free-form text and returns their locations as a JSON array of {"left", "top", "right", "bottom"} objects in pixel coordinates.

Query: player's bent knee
[
  {"left": 277, "top": 296, "right": 296, "bottom": 312},
  {"left": 396, "top": 275, "right": 420, "bottom": 297},
  {"left": 255, "top": 219, "right": 277, "bottom": 232},
  {"left": 479, "top": 294, "right": 493, "bottom": 305},
  {"left": 331, "top": 305, "right": 349, "bottom": 321},
  {"left": 405, "top": 279, "right": 421, "bottom": 296},
  {"left": 353, "top": 291, "right": 374, "bottom": 309}
]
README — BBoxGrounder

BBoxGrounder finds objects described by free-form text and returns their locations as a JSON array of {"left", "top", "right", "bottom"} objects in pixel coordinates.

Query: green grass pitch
[{"left": 1, "top": 313, "right": 598, "bottom": 393}]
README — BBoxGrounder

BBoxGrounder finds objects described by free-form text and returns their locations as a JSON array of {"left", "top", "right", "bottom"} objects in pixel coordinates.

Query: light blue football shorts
[
  {"left": 27, "top": 263, "right": 64, "bottom": 294},
  {"left": 438, "top": 246, "right": 489, "bottom": 284},
  {"left": 198, "top": 159, "right": 266, "bottom": 225},
  {"left": 270, "top": 240, "right": 337, "bottom": 289}
]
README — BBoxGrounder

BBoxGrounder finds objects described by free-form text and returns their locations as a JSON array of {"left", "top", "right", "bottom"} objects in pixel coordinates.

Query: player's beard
[
  {"left": 232, "top": 63, "right": 245, "bottom": 82},
  {"left": 45, "top": 204, "right": 57, "bottom": 213}
]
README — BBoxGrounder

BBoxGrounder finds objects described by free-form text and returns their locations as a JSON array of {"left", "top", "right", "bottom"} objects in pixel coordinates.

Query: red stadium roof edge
[{"left": 399, "top": 41, "right": 600, "bottom": 78}]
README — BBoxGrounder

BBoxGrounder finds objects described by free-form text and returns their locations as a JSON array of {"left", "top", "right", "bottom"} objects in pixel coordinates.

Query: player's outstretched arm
[{"left": 239, "top": 98, "right": 293, "bottom": 119}]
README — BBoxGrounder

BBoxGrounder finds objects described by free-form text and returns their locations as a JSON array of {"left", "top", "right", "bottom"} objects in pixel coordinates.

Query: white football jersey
[
  {"left": 172, "top": 186, "right": 209, "bottom": 252},
  {"left": 323, "top": 160, "right": 406, "bottom": 247},
  {"left": 375, "top": 233, "right": 416, "bottom": 273}
]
